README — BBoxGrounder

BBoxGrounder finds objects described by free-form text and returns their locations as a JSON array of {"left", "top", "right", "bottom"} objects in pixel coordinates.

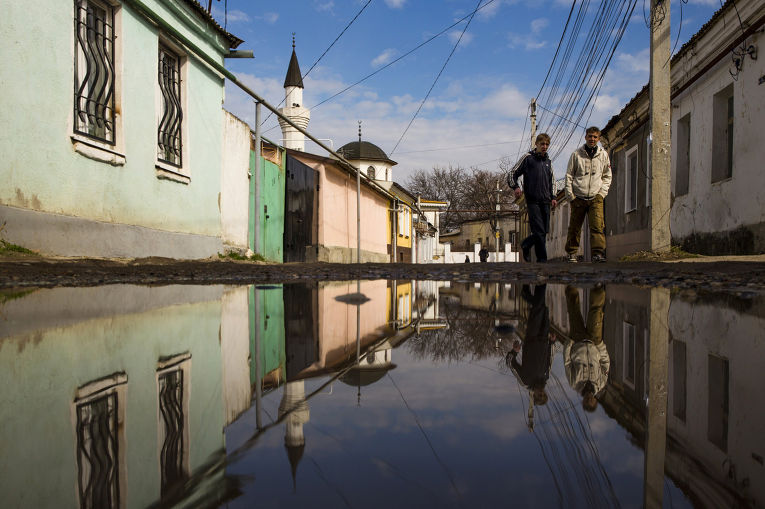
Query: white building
[{"left": 601, "top": 0, "right": 765, "bottom": 257}]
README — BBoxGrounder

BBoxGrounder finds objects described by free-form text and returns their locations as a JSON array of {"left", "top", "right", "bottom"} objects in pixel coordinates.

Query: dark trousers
[{"left": 522, "top": 202, "right": 550, "bottom": 262}]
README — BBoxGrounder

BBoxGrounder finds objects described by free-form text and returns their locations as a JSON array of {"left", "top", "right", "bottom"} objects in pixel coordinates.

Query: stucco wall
[
  {"left": 292, "top": 155, "right": 389, "bottom": 259},
  {"left": 671, "top": 30, "right": 765, "bottom": 252},
  {"left": 0, "top": 0, "right": 229, "bottom": 257},
  {"left": 0, "top": 285, "right": 226, "bottom": 508},
  {"left": 317, "top": 280, "right": 389, "bottom": 368},
  {"left": 221, "top": 111, "right": 252, "bottom": 250}
]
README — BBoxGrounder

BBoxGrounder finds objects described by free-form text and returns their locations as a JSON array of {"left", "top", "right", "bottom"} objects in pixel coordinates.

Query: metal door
[
  {"left": 284, "top": 282, "right": 318, "bottom": 380},
  {"left": 284, "top": 156, "right": 318, "bottom": 262}
]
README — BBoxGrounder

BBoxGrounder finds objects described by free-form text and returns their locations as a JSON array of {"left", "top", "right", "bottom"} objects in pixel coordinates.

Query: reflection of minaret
[
  {"left": 278, "top": 35, "right": 310, "bottom": 151},
  {"left": 278, "top": 380, "right": 310, "bottom": 490}
]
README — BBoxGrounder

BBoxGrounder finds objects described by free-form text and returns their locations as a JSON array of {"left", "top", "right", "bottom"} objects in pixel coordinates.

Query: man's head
[
  {"left": 585, "top": 127, "right": 601, "bottom": 148},
  {"left": 581, "top": 381, "right": 598, "bottom": 412},
  {"left": 532, "top": 386, "right": 549, "bottom": 406},
  {"left": 535, "top": 133, "right": 551, "bottom": 155}
]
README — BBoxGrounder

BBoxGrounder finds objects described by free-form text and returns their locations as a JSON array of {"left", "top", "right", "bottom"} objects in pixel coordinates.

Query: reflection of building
[
  {"left": 0, "top": 285, "right": 245, "bottom": 508},
  {"left": 574, "top": 285, "right": 765, "bottom": 508}
]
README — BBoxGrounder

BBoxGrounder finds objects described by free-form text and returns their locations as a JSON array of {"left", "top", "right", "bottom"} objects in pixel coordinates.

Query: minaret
[
  {"left": 278, "top": 35, "right": 310, "bottom": 151},
  {"left": 278, "top": 380, "right": 309, "bottom": 490}
]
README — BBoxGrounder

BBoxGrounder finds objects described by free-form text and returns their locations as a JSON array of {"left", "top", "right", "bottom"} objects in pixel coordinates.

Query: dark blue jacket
[{"left": 508, "top": 150, "right": 554, "bottom": 204}]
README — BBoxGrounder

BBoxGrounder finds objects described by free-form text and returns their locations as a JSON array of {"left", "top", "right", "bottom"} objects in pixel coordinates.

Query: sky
[{"left": 217, "top": 0, "right": 721, "bottom": 184}]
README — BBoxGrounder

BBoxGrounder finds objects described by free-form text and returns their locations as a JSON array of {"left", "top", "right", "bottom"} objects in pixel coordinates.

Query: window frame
[
  {"left": 155, "top": 37, "right": 189, "bottom": 183},
  {"left": 624, "top": 145, "right": 639, "bottom": 213},
  {"left": 645, "top": 133, "right": 652, "bottom": 207},
  {"left": 71, "top": 0, "right": 125, "bottom": 165},
  {"left": 675, "top": 113, "right": 691, "bottom": 196},
  {"left": 711, "top": 84, "right": 734, "bottom": 184},
  {"left": 623, "top": 321, "right": 636, "bottom": 388}
]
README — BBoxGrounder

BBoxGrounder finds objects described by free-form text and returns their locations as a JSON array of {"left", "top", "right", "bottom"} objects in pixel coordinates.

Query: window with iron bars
[
  {"left": 73, "top": 0, "right": 116, "bottom": 144},
  {"left": 158, "top": 45, "right": 183, "bottom": 167}
]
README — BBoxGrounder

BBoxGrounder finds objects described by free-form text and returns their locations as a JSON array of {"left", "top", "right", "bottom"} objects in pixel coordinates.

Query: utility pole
[
  {"left": 649, "top": 0, "right": 671, "bottom": 253},
  {"left": 495, "top": 180, "right": 501, "bottom": 260},
  {"left": 529, "top": 98, "right": 537, "bottom": 148},
  {"left": 357, "top": 121, "right": 362, "bottom": 264}
]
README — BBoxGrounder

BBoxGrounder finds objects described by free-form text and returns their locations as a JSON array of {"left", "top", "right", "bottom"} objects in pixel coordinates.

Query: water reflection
[{"left": 0, "top": 282, "right": 763, "bottom": 508}]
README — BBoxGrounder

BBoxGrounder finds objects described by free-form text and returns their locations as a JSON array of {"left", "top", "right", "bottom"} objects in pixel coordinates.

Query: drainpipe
[
  {"left": 249, "top": 102, "right": 262, "bottom": 255},
  {"left": 392, "top": 198, "right": 398, "bottom": 262}
]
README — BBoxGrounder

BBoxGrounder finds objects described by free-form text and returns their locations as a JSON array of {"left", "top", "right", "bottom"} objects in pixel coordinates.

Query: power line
[
  {"left": 395, "top": 138, "right": 524, "bottom": 155},
  {"left": 390, "top": 0, "right": 484, "bottom": 155}
]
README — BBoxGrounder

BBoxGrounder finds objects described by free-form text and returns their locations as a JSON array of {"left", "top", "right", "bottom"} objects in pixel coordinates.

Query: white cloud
[
  {"left": 530, "top": 17, "right": 549, "bottom": 34},
  {"left": 262, "top": 12, "right": 279, "bottom": 24},
  {"left": 507, "top": 33, "right": 547, "bottom": 50},
  {"left": 315, "top": 1, "right": 334, "bottom": 12},
  {"left": 384, "top": 0, "right": 406, "bottom": 8},
  {"left": 371, "top": 49, "right": 397, "bottom": 68},
  {"left": 447, "top": 30, "right": 474, "bottom": 46},
  {"left": 615, "top": 48, "right": 650, "bottom": 73},
  {"left": 476, "top": 0, "right": 503, "bottom": 20},
  {"left": 211, "top": 7, "right": 250, "bottom": 23}
]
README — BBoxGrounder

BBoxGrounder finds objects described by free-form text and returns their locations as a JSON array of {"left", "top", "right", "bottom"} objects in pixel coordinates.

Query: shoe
[
  {"left": 566, "top": 254, "right": 578, "bottom": 263},
  {"left": 592, "top": 254, "right": 607, "bottom": 263},
  {"left": 522, "top": 246, "right": 531, "bottom": 262}
]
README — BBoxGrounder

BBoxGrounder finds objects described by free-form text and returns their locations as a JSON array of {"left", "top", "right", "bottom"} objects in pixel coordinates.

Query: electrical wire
[{"left": 389, "top": 0, "right": 483, "bottom": 155}]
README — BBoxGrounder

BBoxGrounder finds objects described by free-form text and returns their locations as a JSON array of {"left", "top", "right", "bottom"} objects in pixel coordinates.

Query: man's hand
[
  {"left": 514, "top": 188, "right": 522, "bottom": 199},
  {"left": 551, "top": 199, "right": 557, "bottom": 209}
]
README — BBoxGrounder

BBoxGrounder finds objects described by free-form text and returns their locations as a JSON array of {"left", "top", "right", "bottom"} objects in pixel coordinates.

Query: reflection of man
[
  {"left": 479, "top": 247, "right": 489, "bottom": 262},
  {"left": 506, "top": 284, "right": 555, "bottom": 407},
  {"left": 563, "top": 285, "right": 609, "bottom": 412}
]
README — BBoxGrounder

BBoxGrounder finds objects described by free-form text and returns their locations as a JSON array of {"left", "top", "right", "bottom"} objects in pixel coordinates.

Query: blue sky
[{"left": 218, "top": 0, "right": 720, "bottom": 183}]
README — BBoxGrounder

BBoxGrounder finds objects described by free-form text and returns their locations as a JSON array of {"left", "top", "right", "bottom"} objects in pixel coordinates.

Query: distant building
[{"left": 601, "top": 0, "right": 765, "bottom": 258}]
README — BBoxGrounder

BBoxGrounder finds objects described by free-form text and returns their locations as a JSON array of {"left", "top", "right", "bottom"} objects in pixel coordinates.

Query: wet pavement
[
  {"left": 1, "top": 279, "right": 763, "bottom": 508},
  {"left": 2, "top": 258, "right": 765, "bottom": 295}
]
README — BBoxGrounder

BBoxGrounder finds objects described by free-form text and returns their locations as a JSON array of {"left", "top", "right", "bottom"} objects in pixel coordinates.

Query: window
[
  {"left": 157, "top": 353, "right": 191, "bottom": 497},
  {"left": 712, "top": 84, "right": 734, "bottom": 183},
  {"left": 157, "top": 44, "right": 183, "bottom": 168},
  {"left": 465, "top": 239, "right": 470, "bottom": 250},
  {"left": 645, "top": 133, "right": 652, "bottom": 207},
  {"left": 707, "top": 354, "right": 729, "bottom": 451},
  {"left": 367, "top": 166, "right": 376, "bottom": 180},
  {"left": 676, "top": 114, "right": 691, "bottom": 196},
  {"left": 74, "top": 372, "right": 127, "bottom": 509},
  {"left": 625, "top": 146, "right": 638, "bottom": 212},
  {"left": 672, "top": 341, "right": 687, "bottom": 422},
  {"left": 74, "top": 0, "right": 116, "bottom": 144},
  {"left": 623, "top": 322, "right": 636, "bottom": 388}
]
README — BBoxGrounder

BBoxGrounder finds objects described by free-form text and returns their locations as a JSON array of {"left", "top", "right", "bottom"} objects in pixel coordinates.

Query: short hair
[
  {"left": 533, "top": 389, "right": 549, "bottom": 406},
  {"left": 536, "top": 133, "right": 551, "bottom": 144},
  {"left": 585, "top": 126, "right": 601, "bottom": 135}
]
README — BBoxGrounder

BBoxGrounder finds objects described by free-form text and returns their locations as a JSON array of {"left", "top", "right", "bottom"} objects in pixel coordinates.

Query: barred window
[
  {"left": 367, "top": 166, "right": 376, "bottom": 180},
  {"left": 158, "top": 45, "right": 183, "bottom": 167},
  {"left": 74, "top": 0, "right": 115, "bottom": 144}
]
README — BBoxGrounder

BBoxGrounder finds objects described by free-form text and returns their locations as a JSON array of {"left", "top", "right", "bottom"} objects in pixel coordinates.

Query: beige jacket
[
  {"left": 563, "top": 339, "right": 610, "bottom": 396},
  {"left": 565, "top": 145, "right": 612, "bottom": 200}
]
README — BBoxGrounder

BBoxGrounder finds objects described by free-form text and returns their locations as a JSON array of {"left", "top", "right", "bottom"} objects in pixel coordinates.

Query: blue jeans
[{"left": 523, "top": 202, "right": 550, "bottom": 262}]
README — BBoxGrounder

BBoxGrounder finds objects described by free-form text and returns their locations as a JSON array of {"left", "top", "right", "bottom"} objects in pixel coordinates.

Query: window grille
[
  {"left": 158, "top": 45, "right": 183, "bottom": 167},
  {"left": 367, "top": 166, "right": 376, "bottom": 180},
  {"left": 76, "top": 393, "right": 120, "bottom": 509},
  {"left": 74, "top": 0, "right": 115, "bottom": 144},
  {"left": 159, "top": 368, "right": 186, "bottom": 494}
]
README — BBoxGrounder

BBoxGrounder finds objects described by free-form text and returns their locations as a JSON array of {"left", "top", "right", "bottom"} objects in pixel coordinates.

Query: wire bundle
[{"left": 525, "top": 0, "right": 639, "bottom": 162}]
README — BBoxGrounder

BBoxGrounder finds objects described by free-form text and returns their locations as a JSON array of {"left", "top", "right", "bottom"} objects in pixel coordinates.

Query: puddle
[{"left": 0, "top": 281, "right": 762, "bottom": 508}]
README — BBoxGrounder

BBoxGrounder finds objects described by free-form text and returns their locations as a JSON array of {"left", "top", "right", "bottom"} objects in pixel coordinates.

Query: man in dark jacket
[
  {"left": 506, "top": 284, "right": 554, "bottom": 407},
  {"left": 508, "top": 133, "right": 557, "bottom": 262}
]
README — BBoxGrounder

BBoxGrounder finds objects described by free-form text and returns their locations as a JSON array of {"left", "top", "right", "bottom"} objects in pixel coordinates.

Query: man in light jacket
[
  {"left": 563, "top": 285, "right": 609, "bottom": 412},
  {"left": 564, "top": 126, "right": 612, "bottom": 263}
]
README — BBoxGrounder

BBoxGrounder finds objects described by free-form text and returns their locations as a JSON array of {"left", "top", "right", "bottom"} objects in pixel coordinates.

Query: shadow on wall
[{"left": 675, "top": 225, "right": 758, "bottom": 256}]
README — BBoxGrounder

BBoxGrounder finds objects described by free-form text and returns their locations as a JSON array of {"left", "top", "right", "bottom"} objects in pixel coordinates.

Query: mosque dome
[{"left": 337, "top": 141, "right": 397, "bottom": 166}]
